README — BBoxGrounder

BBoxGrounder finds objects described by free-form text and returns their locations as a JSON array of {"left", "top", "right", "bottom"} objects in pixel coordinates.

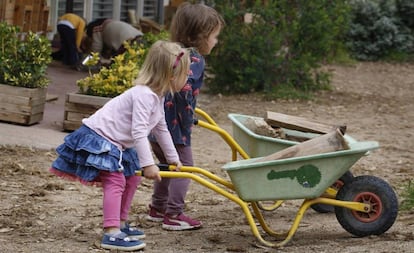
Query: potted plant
[
  {"left": 63, "top": 31, "right": 169, "bottom": 131},
  {"left": 0, "top": 22, "right": 52, "bottom": 125}
]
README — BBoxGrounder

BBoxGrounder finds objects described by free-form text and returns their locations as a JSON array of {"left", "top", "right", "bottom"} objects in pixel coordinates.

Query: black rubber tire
[
  {"left": 311, "top": 171, "right": 354, "bottom": 213},
  {"left": 335, "top": 175, "right": 398, "bottom": 237}
]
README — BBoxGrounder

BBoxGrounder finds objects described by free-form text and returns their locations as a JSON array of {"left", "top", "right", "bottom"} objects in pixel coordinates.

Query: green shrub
[
  {"left": 206, "top": 0, "right": 350, "bottom": 98},
  {"left": 396, "top": 0, "right": 414, "bottom": 29},
  {"left": 77, "top": 44, "right": 144, "bottom": 97},
  {"left": 77, "top": 31, "right": 169, "bottom": 97},
  {"left": 346, "top": 0, "right": 414, "bottom": 60},
  {"left": 0, "top": 22, "right": 51, "bottom": 88}
]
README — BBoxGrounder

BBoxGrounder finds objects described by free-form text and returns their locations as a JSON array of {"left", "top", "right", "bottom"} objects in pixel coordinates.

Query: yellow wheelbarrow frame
[
  {"left": 136, "top": 165, "right": 370, "bottom": 247},
  {"left": 136, "top": 108, "right": 372, "bottom": 247}
]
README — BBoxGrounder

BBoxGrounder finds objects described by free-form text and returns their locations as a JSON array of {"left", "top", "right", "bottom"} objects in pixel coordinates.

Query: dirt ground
[{"left": 0, "top": 62, "right": 413, "bottom": 252}]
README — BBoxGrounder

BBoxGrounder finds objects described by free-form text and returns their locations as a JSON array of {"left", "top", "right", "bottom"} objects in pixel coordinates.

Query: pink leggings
[{"left": 99, "top": 171, "right": 141, "bottom": 228}]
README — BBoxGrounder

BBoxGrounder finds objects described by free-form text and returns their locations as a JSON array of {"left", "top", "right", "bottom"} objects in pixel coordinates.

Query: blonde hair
[
  {"left": 170, "top": 3, "right": 224, "bottom": 55},
  {"left": 136, "top": 40, "right": 190, "bottom": 96}
]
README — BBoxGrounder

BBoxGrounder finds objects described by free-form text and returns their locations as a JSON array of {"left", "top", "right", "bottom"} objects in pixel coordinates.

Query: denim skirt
[{"left": 50, "top": 125, "right": 140, "bottom": 185}]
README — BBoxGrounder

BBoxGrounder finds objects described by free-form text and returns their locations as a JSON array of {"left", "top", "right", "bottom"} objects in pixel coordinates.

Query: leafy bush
[
  {"left": 0, "top": 22, "right": 51, "bottom": 88},
  {"left": 77, "top": 45, "right": 143, "bottom": 97},
  {"left": 77, "top": 31, "right": 169, "bottom": 97},
  {"left": 206, "top": 0, "right": 350, "bottom": 97},
  {"left": 346, "top": 0, "right": 414, "bottom": 60},
  {"left": 396, "top": 0, "right": 414, "bottom": 29}
]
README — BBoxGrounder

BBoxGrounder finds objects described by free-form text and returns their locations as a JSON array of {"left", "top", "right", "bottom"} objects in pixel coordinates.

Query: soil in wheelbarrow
[{"left": 1, "top": 62, "right": 413, "bottom": 253}]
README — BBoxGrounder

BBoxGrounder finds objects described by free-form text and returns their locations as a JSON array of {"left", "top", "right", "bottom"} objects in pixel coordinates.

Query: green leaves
[
  {"left": 0, "top": 22, "right": 51, "bottom": 88},
  {"left": 206, "top": 0, "right": 348, "bottom": 98},
  {"left": 77, "top": 31, "right": 169, "bottom": 97},
  {"left": 347, "top": 0, "right": 414, "bottom": 60}
]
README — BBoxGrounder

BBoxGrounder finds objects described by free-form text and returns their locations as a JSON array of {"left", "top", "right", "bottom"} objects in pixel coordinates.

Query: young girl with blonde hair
[{"left": 50, "top": 40, "right": 189, "bottom": 251}]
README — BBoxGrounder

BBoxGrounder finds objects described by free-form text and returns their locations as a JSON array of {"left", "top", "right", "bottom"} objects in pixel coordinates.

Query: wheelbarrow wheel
[
  {"left": 335, "top": 175, "right": 398, "bottom": 237},
  {"left": 311, "top": 171, "right": 354, "bottom": 213}
]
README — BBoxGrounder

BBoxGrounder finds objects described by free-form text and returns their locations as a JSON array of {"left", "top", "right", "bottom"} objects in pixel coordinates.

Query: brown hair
[
  {"left": 135, "top": 40, "right": 190, "bottom": 96},
  {"left": 170, "top": 2, "right": 224, "bottom": 55}
]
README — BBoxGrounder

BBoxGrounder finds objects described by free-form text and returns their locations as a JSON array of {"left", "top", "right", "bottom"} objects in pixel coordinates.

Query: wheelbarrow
[
  {"left": 198, "top": 110, "right": 356, "bottom": 212},
  {"left": 228, "top": 113, "right": 359, "bottom": 213},
  {"left": 137, "top": 108, "right": 398, "bottom": 248}
]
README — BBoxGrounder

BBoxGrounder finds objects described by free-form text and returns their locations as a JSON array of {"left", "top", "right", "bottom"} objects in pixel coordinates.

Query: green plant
[
  {"left": 346, "top": 0, "right": 414, "bottom": 61},
  {"left": 396, "top": 0, "right": 414, "bottom": 30},
  {"left": 77, "top": 44, "right": 144, "bottom": 97},
  {"left": 77, "top": 30, "right": 169, "bottom": 97},
  {"left": 0, "top": 22, "right": 51, "bottom": 88},
  {"left": 206, "top": 0, "right": 350, "bottom": 98}
]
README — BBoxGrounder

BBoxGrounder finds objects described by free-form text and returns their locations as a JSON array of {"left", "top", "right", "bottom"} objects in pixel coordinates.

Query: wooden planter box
[
  {"left": 0, "top": 83, "right": 47, "bottom": 125},
  {"left": 63, "top": 92, "right": 111, "bottom": 131}
]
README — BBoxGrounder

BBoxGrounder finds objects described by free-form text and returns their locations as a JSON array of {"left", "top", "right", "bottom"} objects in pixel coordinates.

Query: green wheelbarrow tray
[
  {"left": 222, "top": 140, "right": 379, "bottom": 201},
  {"left": 228, "top": 113, "right": 358, "bottom": 158}
]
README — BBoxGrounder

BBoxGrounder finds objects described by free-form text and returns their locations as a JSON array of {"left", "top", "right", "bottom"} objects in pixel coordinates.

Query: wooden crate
[
  {"left": 39, "top": 5, "right": 49, "bottom": 33},
  {"left": 0, "top": 83, "right": 47, "bottom": 125},
  {"left": 0, "top": 0, "right": 15, "bottom": 25},
  {"left": 13, "top": 0, "right": 49, "bottom": 33},
  {"left": 63, "top": 93, "right": 111, "bottom": 131},
  {"left": 13, "top": 2, "right": 33, "bottom": 32},
  {"left": 30, "top": 0, "right": 48, "bottom": 32}
]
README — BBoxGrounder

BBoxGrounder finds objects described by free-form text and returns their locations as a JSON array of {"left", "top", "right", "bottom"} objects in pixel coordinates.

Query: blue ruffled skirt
[{"left": 50, "top": 125, "right": 140, "bottom": 185}]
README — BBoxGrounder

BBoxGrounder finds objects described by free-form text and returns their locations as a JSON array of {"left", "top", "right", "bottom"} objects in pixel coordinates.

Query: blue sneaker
[
  {"left": 121, "top": 223, "right": 145, "bottom": 240},
  {"left": 101, "top": 232, "right": 145, "bottom": 251}
]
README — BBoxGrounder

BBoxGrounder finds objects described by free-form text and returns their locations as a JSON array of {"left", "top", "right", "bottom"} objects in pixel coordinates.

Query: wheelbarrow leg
[
  {"left": 269, "top": 197, "right": 371, "bottom": 247},
  {"left": 251, "top": 202, "right": 287, "bottom": 237},
  {"left": 249, "top": 199, "right": 319, "bottom": 247}
]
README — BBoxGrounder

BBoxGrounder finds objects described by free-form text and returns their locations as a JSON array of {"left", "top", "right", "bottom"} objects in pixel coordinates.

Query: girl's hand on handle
[
  {"left": 171, "top": 161, "right": 183, "bottom": 171},
  {"left": 142, "top": 165, "right": 161, "bottom": 182}
]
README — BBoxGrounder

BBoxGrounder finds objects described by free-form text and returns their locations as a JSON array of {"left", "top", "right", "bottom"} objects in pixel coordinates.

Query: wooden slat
[
  {"left": 63, "top": 120, "right": 82, "bottom": 132},
  {"left": 0, "top": 102, "right": 44, "bottom": 115},
  {"left": 66, "top": 93, "right": 111, "bottom": 107},
  {"left": 0, "top": 93, "right": 46, "bottom": 106},
  {"left": 64, "top": 101, "right": 102, "bottom": 114},
  {"left": 265, "top": 111, "right": 346, "bottom": 134},
  {"left": 0, "top": 111, "right": 27, "bottom": 124},
  {"left": 256, "top": 128, "right": 349, "bottom": 162},
  {"left": 0, "top": 83, "right": 47, "bottom": 97},
  {"left": 0, "top": 93, "right": 31, "bottom": 105},
  {"left": 65, "top": 111, "right": 90, "bottom": 121},
  {"left": 0, "top": 111, "right": 43, "bottom": 125}
]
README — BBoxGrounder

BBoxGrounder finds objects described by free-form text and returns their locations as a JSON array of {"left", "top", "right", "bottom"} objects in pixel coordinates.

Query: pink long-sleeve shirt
[{"left": 83, "top": 84, "right": 179, "bottom": 168}]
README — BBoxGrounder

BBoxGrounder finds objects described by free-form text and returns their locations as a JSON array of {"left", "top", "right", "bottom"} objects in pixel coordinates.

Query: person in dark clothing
[{"left": 54, "top": 13, "right": 86, "bottom": 66}]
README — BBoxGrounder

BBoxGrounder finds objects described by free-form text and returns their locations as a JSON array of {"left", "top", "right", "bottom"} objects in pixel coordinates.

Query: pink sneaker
[
  {"left": 162, "top": 213, "right": 202, "bottom": 231},
  {"left": 145, "top": 205, "right": 164, "bottom": 222}
]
